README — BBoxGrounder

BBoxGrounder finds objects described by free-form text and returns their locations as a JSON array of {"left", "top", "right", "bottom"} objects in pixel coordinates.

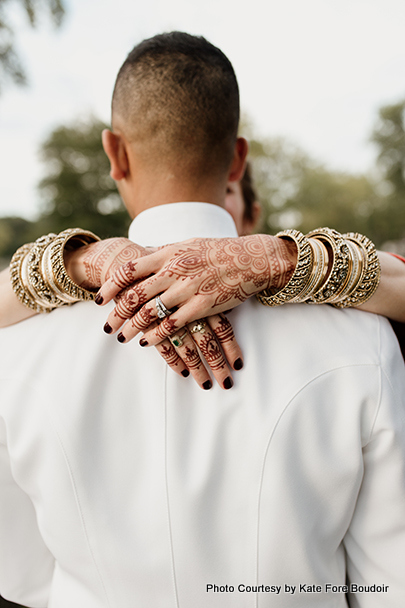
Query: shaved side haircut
[{"left": 112, "top": 31, "right": 240, "bottom": 178}]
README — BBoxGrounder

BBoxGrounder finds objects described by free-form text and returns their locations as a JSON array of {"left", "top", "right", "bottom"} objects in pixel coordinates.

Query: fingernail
[
  {"left": 181, "top": 369, "right": 190, "bottom": 377},
  {"left": 103, "top": 322, "right": 113, "bottom": 334},
  {"left": 117, "top": 333, "right": 126, "bottom": 343},
  {"left": 223, "top": 376, "right": 233, "bottom": 390},
  {"left": 203, "top": 380, "right": 212, "bottom": 390},
  {"left": 234, "top": 358, "right": 243, "bottom": 370},
  {"left": 95, "top": 293, "right": 103, "bottom": 305},
  {"left": 139, "top": 338, "right": 148, "bottom": 347}
]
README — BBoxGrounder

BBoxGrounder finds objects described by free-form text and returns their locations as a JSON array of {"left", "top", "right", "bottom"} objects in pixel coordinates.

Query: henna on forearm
[{"left": 157, "top": 235, "right": 297, "bottom": 309}]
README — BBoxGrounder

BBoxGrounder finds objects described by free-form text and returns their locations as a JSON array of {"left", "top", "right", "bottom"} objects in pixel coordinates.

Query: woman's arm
[
  {"left": 3, "top": 239, "right": 405, "bottom": 330},
  {"left": 0, "top": 268, "right": 35, "bottom": 328},
  {"left": 0, "top": 238, "right": 242, "bottom": 390},
  {"left": 358, "top": 252, "right": 405, "bottom": 323}
]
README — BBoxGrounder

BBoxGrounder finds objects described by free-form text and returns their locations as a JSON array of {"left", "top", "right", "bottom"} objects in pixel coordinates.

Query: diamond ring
[{"left": 155, "top": 295, "right": 172, "bottom": 319}]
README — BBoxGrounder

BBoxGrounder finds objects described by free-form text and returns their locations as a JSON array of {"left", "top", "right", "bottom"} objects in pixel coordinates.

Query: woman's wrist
[{"left": 260, "top": 234, "right": 298, "bottom": 292}]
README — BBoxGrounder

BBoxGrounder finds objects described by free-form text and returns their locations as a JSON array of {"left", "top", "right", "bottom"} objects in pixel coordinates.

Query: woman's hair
[{"left": 241, "top": 162, "right": 258, "bottom": 222}]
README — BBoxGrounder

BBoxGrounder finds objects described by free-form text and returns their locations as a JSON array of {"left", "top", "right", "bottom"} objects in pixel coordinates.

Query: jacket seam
[
  {"left": 46, "top": 414, "right": 113, "bottom": 608},
  {"left": 254, "top": 361, "right": 380, "bottom": 595}
]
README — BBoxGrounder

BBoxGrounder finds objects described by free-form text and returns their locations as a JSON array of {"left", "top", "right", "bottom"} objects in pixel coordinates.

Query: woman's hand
[
  {"left": 95, "top": 234, "right": 297, "bottom": 345},
  {"left": 68, "top": 237, "right": 243, "bottom": 389}
]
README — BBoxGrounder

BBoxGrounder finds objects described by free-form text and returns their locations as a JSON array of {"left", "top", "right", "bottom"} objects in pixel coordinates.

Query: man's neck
[{"left": 122, "top": 168, "right": 227, "bottom": 218}]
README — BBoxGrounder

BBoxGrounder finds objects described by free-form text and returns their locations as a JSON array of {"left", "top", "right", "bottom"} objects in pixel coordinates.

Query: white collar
[{"left": 128, "top": 202, "right": 238, "bottom": 247}]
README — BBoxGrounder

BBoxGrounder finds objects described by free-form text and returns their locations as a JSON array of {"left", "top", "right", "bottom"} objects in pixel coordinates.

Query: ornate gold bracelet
[
  {"left": 10, "top": 228, "right": 101, "bottom": 313},
  {"left": 43, "top": 228, "right": 100, "bottom": 303},
  {"left": 306, "top": 228, "right": 351, "bottom": 304},
  {"left": 10, "top": 242, "right": 52, "bottom": 313},
  {"left": 333, "top": 232, "right": 381, "bottom": 308},
  {"left": 256, "top": 230, "right": 313, "bottom": 306}
]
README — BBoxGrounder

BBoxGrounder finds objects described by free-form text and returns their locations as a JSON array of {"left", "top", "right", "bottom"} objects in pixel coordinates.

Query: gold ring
[
  {"left": 189, "top": 320, "right": 207, "bottom": 334},
  {"left": 170, "top": 330, "right": 188, "bottom": 348}
]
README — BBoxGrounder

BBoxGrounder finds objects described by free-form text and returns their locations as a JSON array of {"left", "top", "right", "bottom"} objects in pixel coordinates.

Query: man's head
[{"left": 102, "top": 32, "right": 247, "bottom": 215}]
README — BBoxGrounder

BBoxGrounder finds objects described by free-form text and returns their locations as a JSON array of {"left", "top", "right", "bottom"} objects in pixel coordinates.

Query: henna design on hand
[
  {"left": 111, "top": 261, "right": 139, "bottom": 290},
  {"left": 158, "top": 236, "right": 282, "bottom": 309},
  {"left": 113, "top": 284, "right": 149, "bottom": 321},
  {"left": 155, "top": 317, "right": 179, "bottom": 341},
  {"left": 105, "top": 245, "right": 147, "bottom": 282},
  {"left": 130, "top": 304, "right": 155, "bottom": 331},
  {"left": 212, "top": 315, "right": 234, "bottom": 344},
  {"left": 158, "top": 343, "right": 180, "bottom": 367},
  {"left": 197, "top": 334, "right": 226, "bottom": 371},
  {"left": 83, "top": 239, "right": 125, "bottom": 288},
  {"left": 182, "top": 345, "right": 201, "bottom": 370},
  {"left": 82, "top": 239, "right": 148, "bottom": 289}
]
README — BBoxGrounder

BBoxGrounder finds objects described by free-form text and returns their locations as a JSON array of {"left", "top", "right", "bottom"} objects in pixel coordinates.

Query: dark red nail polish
[
  {"left": 181, "top": 369, "right": 190, "bottom": 377},
  {"left": 203, "top": 380, "right": 212, "bottom": 390},
  {"left": 117, "top": 333, "right": 126, "bottom": 343},
  {"left": 95, "top": 293, "right": 103, "bottom": 305},
  {"left": 103, "top": 322, "right": 113, "bottom": 334},
  {"left": 223, "top": 376, "right": 233, "bottom": 390},
  {"left": 139, "top": 338, "right": 148, "bottom": 347},
  {"left": 234, "top": 358, "right": 243, "bottom": 370}
]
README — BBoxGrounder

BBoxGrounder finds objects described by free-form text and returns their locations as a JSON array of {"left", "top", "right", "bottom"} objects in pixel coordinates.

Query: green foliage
[
  {"left": 0, "top": 0, "right": 65, "bottom": 92},
  {"left": 240, "top": 118, "right": 401, "bottom": 248},
  {"left": 370, "top": 101, "right": 405, "bottom": 243},
  {"left": 1, "top": 100, "right": 405, "bottom": 262},
  {"left": 0, "top": 215, "right": 35, "bottom": 261},
  {"left": 36, "top": 118, "right": 130, "bottom": 239},
  {"left": 372, "top": 101, "right": 405, "bottom": 194}
]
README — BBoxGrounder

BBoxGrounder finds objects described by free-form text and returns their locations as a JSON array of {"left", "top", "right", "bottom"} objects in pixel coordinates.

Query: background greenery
[{"left": 1, "top": 100, "right": 405, "bottom": 266}]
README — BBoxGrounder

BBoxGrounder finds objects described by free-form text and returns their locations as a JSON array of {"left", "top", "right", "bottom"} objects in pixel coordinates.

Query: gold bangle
[
  {"left": 10, "top": 228, "right": 101, "bottom": 313},
  {"left": 333, "top": 232, "right": 381, "bottom": 308},
  {"left": 256, "top": 230, "right": 313, "bottom": 306},
  {"left": 306, "top": 228, "right": 351, "bottom": 304},
  {"left": 299, "top": 238, "right": 330, "bottom": 301},
  {"left": 25, "top": 233, "right": 69, "bottom": 310},
  {"left": 335, "top": 238, "right": 364, "bottom": 301},
  {"left": 46, "top": 228, "right": 101, "bottom": 302},
  {"left": 9, "top": 243, "right": 51, "bottom": 313}
]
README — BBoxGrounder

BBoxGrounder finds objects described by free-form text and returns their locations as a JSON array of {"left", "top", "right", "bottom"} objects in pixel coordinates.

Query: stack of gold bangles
[
  {"left": 256, "top": 228, "right": 381, "bottom": 308},
  {"left": 10, "top": 228, "right": 101, "bottom": 313},
  {"left": 10, "top": 226, "right": 380, "bottom": 313}
]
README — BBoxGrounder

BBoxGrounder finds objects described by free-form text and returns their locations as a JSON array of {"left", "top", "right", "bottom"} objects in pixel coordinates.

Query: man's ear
[
  {"left": 228, "top": 137, "right": 248, "bottom": 182},
  {"left": 102, "top": 129, "right": 129, "bottom": 181}
]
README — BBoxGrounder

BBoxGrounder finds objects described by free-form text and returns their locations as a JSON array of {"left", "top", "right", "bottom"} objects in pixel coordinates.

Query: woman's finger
[
  {"left": 114, "top": 290, "right": 186, "bottom": 342},
  {"left": 103, "top": 278, "right": 175, "bottom": 335},
  {"left": 165, "top": 329, "right": 213, "bottom": 390},
  {"left": 187, "top": 319, "right": 234, "bottom": 389},
  {"left": 206, "top": 314, "right": 243, "bottom": 371},
  {"left": 154, "top": 339, "right": 191, "bottom": 379},
  {"left": 96, "top": 251, "right": 165, "bottom": 304}
]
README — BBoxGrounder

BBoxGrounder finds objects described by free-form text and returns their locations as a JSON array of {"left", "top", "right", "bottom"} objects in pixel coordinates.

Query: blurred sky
[{"left": 1, "top": 0, "right": 405, "bottom": 219}]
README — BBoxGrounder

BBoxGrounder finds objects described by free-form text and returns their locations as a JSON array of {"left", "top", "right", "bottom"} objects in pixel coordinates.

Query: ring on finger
[
  {"left": 170, "top": 330, "right": 188, "bottom": 348},
  {"left": 155, "top": 295, "right": 172, "bottom": 319},
  {"left": 189, "top": 320, "right": 207, "bottom": 335}
]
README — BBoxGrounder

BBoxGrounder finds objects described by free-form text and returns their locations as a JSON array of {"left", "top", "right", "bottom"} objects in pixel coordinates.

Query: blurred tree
[
  {"left": 372, "top": 100, "right": 405, "bottom": 195},
  {"left": 36, "top": 117, "right": 130, "bottom": 239},
  {"left": 240, "top": 120, "right": 387, "bottom": 246},
  {"left": 0, "top": 215, "right": 35, "bottom": 261},
  {"left": 0, "top": 0, "right": 65, "bottom": 93},
  {"left": 370, "top": 100, "right": 405, "bottom": 244}
]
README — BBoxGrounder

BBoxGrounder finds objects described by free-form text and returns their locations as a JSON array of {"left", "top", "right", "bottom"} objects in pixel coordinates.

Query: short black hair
[{"left": 112, "top": 31, "right": 240, "bottom": 176}]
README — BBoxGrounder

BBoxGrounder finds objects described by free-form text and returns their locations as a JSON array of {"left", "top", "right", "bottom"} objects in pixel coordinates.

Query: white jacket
[{"left": 1, "top": 203, "right": 405, "bottom": 608}]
